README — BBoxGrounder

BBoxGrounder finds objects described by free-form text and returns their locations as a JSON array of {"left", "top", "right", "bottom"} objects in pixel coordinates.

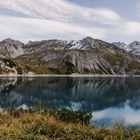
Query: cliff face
[{"left": 0, "top": 37, "right": 140, "bottom": 75}]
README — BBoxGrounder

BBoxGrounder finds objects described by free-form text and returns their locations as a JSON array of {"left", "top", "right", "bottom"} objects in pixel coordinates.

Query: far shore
[{"left": 0, "top": 74, "right": 140, "bottom": 77}]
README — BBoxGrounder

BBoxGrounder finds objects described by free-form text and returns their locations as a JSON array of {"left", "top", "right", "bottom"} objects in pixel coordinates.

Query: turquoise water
[{"left": 0, "top": 76, "right": 140, "bottom": 127}]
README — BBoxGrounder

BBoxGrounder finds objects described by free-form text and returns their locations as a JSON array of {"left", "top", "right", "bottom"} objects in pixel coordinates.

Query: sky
[{"left": 0, "top": 0, "right": 140, "bottom": 43}]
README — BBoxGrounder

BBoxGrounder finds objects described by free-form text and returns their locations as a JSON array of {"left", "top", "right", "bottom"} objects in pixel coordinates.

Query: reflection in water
[{"left": 0, "top": 77, "right": 140, "bottom": 126}]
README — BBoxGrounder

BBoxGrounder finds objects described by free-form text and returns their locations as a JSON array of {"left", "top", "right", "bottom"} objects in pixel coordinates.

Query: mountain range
[{"left": 0, "top": 37, "right": 140, "bottom": 75}]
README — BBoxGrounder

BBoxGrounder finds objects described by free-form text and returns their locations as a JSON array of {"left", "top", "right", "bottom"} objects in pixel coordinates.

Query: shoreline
[{"left": 0, "top": 74, "right": 140, "bottom": 77}]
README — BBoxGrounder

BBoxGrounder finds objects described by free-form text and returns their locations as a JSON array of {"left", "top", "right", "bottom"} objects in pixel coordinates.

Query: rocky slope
[{"left": 0, "top": 37, "right": 140, "bottom": 75}]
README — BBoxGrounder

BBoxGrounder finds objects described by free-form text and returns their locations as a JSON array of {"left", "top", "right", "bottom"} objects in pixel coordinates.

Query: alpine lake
[{"left": 0, "top": 76, "right": 140, "bottom": 127}]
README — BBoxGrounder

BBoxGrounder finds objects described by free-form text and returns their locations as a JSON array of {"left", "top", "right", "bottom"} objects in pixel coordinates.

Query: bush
[{"left": 56, "top": 109, "right": 92, "bottom": 125}]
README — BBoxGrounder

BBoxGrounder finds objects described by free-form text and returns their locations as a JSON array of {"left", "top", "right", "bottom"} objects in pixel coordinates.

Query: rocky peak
[
  {"left": 81, "top": 36, "right": 94, "bottom": 42},
  {"left": 25, "top": 39, "right": 70, "bottom": 54},
  {"left": 1, "top": 38, "right": 24, "bottom": 47},
  {"left": 0, "top": 38, "right": 24, "bottom": 58},
  {"left": 128, "top": 41, "right": 140, "bottom": 48},
  {"left": 80, "top": 37, "right": 95, "bottom": 48},
  {"left": 127, "top": 41, "right": 140, "bottom": 56},
  {"left": 112, "top": 42, "right": 127, "bottom": 48}
]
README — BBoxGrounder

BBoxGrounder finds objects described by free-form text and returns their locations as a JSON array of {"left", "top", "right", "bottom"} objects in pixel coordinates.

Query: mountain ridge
[{"left": 0, "top": 37, "right": 140, "bottom": 75}]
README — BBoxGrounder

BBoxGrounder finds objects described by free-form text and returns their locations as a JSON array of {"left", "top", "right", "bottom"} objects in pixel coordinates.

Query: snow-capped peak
[
  {"left": 113, "top": 41, "right": 140, "bottom": 55},
  {"left": 128, "top": 41, "right": 140, "bottom": 48},
  {"left": 69, "top": 37, "right": 95, "bottom": 50}
]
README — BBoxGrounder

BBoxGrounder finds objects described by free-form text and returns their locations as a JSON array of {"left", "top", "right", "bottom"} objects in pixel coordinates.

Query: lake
[{"left": 0, "top": 76, "right": 140, "bottom": 127}]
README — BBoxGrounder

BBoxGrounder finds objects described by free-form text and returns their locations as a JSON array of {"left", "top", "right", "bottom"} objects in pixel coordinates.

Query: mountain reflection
[{"left": 0, "top": 77, "right": 140, "bottom": 112}]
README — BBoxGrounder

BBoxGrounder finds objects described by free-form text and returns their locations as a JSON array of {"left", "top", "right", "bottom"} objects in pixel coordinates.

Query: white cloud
[
  {"left": 0, "top": 0, "right": 140, "bottom": 42},
  {"left": 0, "top": 16, "right": 107, "bottom": 42},
  {"left": 0, "top": 0, "right": 121, "bottom": 25},
  {"left": 108, "top": 20, "right": 140, "bottom": 39},
  {"left": 122, "top": 21, "right": 140, "bottom": 35}
]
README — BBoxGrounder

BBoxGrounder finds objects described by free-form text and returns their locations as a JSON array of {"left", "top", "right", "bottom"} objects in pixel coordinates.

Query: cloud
[
  {"left": 0, "top": 0, "right": 121, "bottom": 25},
  {"left": 0, "top": 15, "right": 107, "bottom": 42},
  {"left": 121, "top": 21, "right": 140, "bottom": 35},
  {"left": 0, "top": 0, "right": 140, "bottom": 42},
  {"left": 108, "top": 20, "right": 140, "bottom": 39}
]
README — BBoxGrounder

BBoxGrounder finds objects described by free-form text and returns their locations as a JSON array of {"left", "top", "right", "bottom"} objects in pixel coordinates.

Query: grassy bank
[{"left": 0, "top": 107, "right": 140, "bottom": 140}]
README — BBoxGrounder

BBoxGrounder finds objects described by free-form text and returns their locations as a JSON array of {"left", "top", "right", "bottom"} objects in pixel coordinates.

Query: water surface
[{"left": 0, "top": 76, "right": 140, "bottom": 127}]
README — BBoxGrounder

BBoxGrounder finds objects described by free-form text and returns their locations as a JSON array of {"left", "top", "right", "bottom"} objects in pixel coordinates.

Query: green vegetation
[
  {"left": 15, "top": 59, "right": 79, "bottom": 74},
  {"left": 58, "top": 61, "right": 78, "bottom": 74},
  {"left": 14, "top": 60, "right": 60, "bottom": 74},
  {"left": 0, "top": 107, "right": 140, "bottom": 140}
]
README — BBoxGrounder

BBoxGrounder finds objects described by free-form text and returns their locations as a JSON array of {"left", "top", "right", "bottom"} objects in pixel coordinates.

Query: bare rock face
[{"left": 0, "top": 38, "right": 24, "bottom": 58}]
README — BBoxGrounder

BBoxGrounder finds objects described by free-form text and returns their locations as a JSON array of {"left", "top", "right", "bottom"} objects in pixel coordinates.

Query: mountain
[
  {"left": 113, "top": 41, "right": 140, "bottom": 56},
  {"left": 0, "top": 37, "right": 140, "bottom": 75},
  {"left": 0, "top": 39, "right": 25, "bottom": 75},
  {"left": 127, "top": 41, "right": 140, "bottom": 56},
  {"left": 0, "top": 38, "right": 24, "bottom": 58},
  {"left": 112, "top": 42, "right": 127, "bottom": 49}
]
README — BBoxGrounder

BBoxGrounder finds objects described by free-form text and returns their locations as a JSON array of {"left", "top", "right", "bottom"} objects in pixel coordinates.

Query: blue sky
[
  {"left": 68, "top": 0, "right": 139, "bottom": 20},
  {"left": 0, "top": 0, "right": 140, "bottom": 43}
]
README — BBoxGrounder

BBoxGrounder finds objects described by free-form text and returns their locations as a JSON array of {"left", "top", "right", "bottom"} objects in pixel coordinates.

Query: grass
[
  {"left": 0, "top": 107, "right": 140, "bottom": 140},
  {"left": 58, "top": 61, "right": 78, "bottom": 74},
  {"left": 15, "top": 58, "right": 80, "bottom": 75},
  {"left": 14, "top": 59, "right": 61, "bottom": 74}
]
